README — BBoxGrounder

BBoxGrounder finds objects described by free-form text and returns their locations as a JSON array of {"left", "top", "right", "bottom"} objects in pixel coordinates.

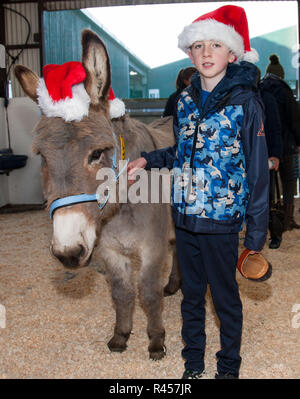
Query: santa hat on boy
[
  {"left": 37, "top": 61, "right": 125, "bottom": 122},
  {"left": 178, "top": 5, "right": 259, "bottom": 63}
]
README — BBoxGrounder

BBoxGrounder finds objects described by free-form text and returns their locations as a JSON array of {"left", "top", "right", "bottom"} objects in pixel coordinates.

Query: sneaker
[
  {"left": 215, "top": 372, "right": 238, "bottom": 379},
  {"left": 269, "top": 237, "right": 282, "bottom": 249},
  {"left": 182, "top": 369, "right": 204, "bottom": 379}
]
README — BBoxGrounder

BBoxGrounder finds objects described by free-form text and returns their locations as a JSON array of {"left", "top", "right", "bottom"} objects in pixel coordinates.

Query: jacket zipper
[
  {"left": 183, "top": 116, "right": 201, "bottom": 223},
  {"left": 189, "top": 117, "right": 201, "bottom": 170},
  {"left": 183, "top": 91, "right": 232, "bottom": 224}
]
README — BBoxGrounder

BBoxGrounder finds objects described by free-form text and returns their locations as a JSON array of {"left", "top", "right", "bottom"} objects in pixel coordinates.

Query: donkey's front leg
[
  {"left": 139, "top": 263, "right": 166, "bottom": 361},
  {"left": 106, "top": 256, "right": 135, "bottom": 353}
]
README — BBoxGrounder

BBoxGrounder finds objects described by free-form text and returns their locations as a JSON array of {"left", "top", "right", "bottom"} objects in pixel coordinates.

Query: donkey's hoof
[
  {"left": 107, "top": 335, "right": 128, "bottom": 353},
  {"left": 149, "top": 344, "right": 166, "bottom": 361},
  {"left": 107, "top": 341, "right": 127, "bottom": 353},
  {"left": 149, "top": 349, "right": 166, "bottom": 361}
]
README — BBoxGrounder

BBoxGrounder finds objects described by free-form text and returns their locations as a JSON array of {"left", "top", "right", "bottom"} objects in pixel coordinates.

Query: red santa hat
[
  {"left": 37, "top": 61, "right": 125, "bottom": 122},
  {"left": 178, "top": 5, "right": 258, "bottom": 63}
]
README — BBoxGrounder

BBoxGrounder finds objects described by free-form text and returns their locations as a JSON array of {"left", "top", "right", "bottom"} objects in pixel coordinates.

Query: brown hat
[{"left": 237, "top": 249, "right": 272, "bottom": 282}]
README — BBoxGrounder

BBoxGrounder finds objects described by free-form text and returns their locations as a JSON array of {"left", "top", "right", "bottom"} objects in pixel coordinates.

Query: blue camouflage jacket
[{"left": 142, "top": 62, "right": 269, "bottom": 251}]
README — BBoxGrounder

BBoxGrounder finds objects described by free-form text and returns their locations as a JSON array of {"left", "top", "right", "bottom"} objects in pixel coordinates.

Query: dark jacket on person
[
  {"left": 163, "top": 89, "right": 182, "bottom": 117},
  {"left": 142, "top": 62, "right": 269, "bottom": 252},
  {"left": 259, "top": 73, "right": 300, "bottom": 154},
  {"left": 258, "top": 88, "right": 283, "bottom": 159}
]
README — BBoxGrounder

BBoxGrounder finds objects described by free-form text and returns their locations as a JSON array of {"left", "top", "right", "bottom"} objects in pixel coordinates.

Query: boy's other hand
[
  {"left": 268, "top": 157, "right": 279, "bottom": 171},
  {"left": 127, "top": 157, "right": 147, "bottom": 185}
]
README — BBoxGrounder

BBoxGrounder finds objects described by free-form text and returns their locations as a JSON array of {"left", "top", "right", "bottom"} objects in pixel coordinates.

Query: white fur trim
[
  {"left": 109, "top": 98, "right": 125, "bottom": 119},
  {"left": 178, "top": 19, "right": 245, "bottom": 59},
  {"left": 37, "top": 79, "right": 90, "bottom": 122},
  {"left": 240, "top": 48, "right": 259, "bottom": 63}
]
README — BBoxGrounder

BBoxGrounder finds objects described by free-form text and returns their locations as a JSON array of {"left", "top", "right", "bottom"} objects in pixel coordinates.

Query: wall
[
  {"left": 148, "top": 58, "right": 193, "bottom": 98},
  {"left": 4, "top": 2, "right": 41, "bottom": 98},
  {"left": 44, "top": 9, "right": 129, "bottom": 96},
  {"left": 0, "top": 98, "right": 44, "bottom": 207},
  {"left": 253, "top": 25, "right": 298, "bottom": 81},
  {"left": 0, "top": 99, "right": 9, "bottom": 207},
  {"left": 124, "top": 98, "right": 167, "bottom": 124}
]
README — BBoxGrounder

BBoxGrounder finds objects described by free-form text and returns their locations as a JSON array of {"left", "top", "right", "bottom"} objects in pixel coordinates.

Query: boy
[{"left": 128, "top": 5, "right": 269, "bottom": 379}]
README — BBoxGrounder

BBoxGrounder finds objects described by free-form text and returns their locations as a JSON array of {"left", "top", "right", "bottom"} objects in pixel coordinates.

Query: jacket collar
[{"left": 187, "top": 61, "right": 258, "bottom": 116}]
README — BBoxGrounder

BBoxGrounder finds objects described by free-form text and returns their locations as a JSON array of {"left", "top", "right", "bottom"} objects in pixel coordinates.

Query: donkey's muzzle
[{"left": 52, "top": 244, "right": 86, "bottom": 269}]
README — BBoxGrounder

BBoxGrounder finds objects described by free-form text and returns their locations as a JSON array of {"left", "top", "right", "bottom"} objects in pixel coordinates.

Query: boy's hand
[
  {"left": 248, "top": 250, "right": 260, "bottom": 255},
  {"left": 127, "top": 157, "right": 147, "bottom": 185}
]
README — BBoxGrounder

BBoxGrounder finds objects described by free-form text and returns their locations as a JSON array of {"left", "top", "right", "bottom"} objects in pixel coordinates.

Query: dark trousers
[
  {"left": 279, "top": 154, "right": 297, "bottom": 204},
  {"left": 175, "top": 227, "right": 243, "bottom": 376}
]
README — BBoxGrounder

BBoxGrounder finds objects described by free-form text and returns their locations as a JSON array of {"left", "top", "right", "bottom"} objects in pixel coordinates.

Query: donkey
[{"left": 14, "top": 29, "right": 180, "bottom": 360}]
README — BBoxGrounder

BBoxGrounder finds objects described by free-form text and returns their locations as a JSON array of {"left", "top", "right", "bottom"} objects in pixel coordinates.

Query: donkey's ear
[
  {"left": 81, "top": 29, "right": 111, "bottom": 106},
  {"left": 14, "top": 65, "right": 39, "bottom": 103}
]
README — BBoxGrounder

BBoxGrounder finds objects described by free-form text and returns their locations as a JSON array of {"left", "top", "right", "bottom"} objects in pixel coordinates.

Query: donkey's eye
[{"left": 88, "top": 149, "right": 103, "bottom": 164}]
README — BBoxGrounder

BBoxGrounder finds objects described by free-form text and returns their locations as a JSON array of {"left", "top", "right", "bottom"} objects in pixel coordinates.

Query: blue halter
[{"left": 48, "top": 132, "right": 129, "bottom": 219}]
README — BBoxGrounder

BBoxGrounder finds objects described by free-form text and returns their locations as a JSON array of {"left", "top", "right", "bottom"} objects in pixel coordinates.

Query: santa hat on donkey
[
  {"left": 37, "top": 61, "right": 125, "bottom": 122},
  {"left": 108, "top": 85, "right": 126, "bottom": 120},
  {"left": 178, "top": 5, "right": 258, "bottom": 63}
]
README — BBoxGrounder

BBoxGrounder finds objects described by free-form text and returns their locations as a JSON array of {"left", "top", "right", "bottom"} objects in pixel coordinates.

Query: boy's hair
[{"left": 178, "top": 5, "right": 258, "bottom": 64}]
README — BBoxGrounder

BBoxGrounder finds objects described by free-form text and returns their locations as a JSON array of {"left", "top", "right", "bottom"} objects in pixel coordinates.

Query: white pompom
[
  {"left": 241, "top": 48, "right": 259, "bottom": 64},
  {"left": 109, "top": 98, "right": 126, "bottom": 119}
]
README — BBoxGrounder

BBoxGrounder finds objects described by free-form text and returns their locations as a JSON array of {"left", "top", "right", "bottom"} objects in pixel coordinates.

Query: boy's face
[{"left": 188, "top": 40, "right": 235, "bottom": 91}]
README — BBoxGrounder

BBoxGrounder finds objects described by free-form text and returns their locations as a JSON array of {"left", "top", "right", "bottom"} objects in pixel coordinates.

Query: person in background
[
  {"left": 260, "top": 70, "right": 300, "bottom": 231},
  {"left": 266, "top": 54, "right": 285, "bottom": 79},
  {"left": 128, "top": 5, "right": 269, "bottom": 379},
  {"left": 257, "top": 68, "right": 283, "bottom": 248},
  {"left": 163, "top": 67, "right": 197, "bottom": 117}
]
